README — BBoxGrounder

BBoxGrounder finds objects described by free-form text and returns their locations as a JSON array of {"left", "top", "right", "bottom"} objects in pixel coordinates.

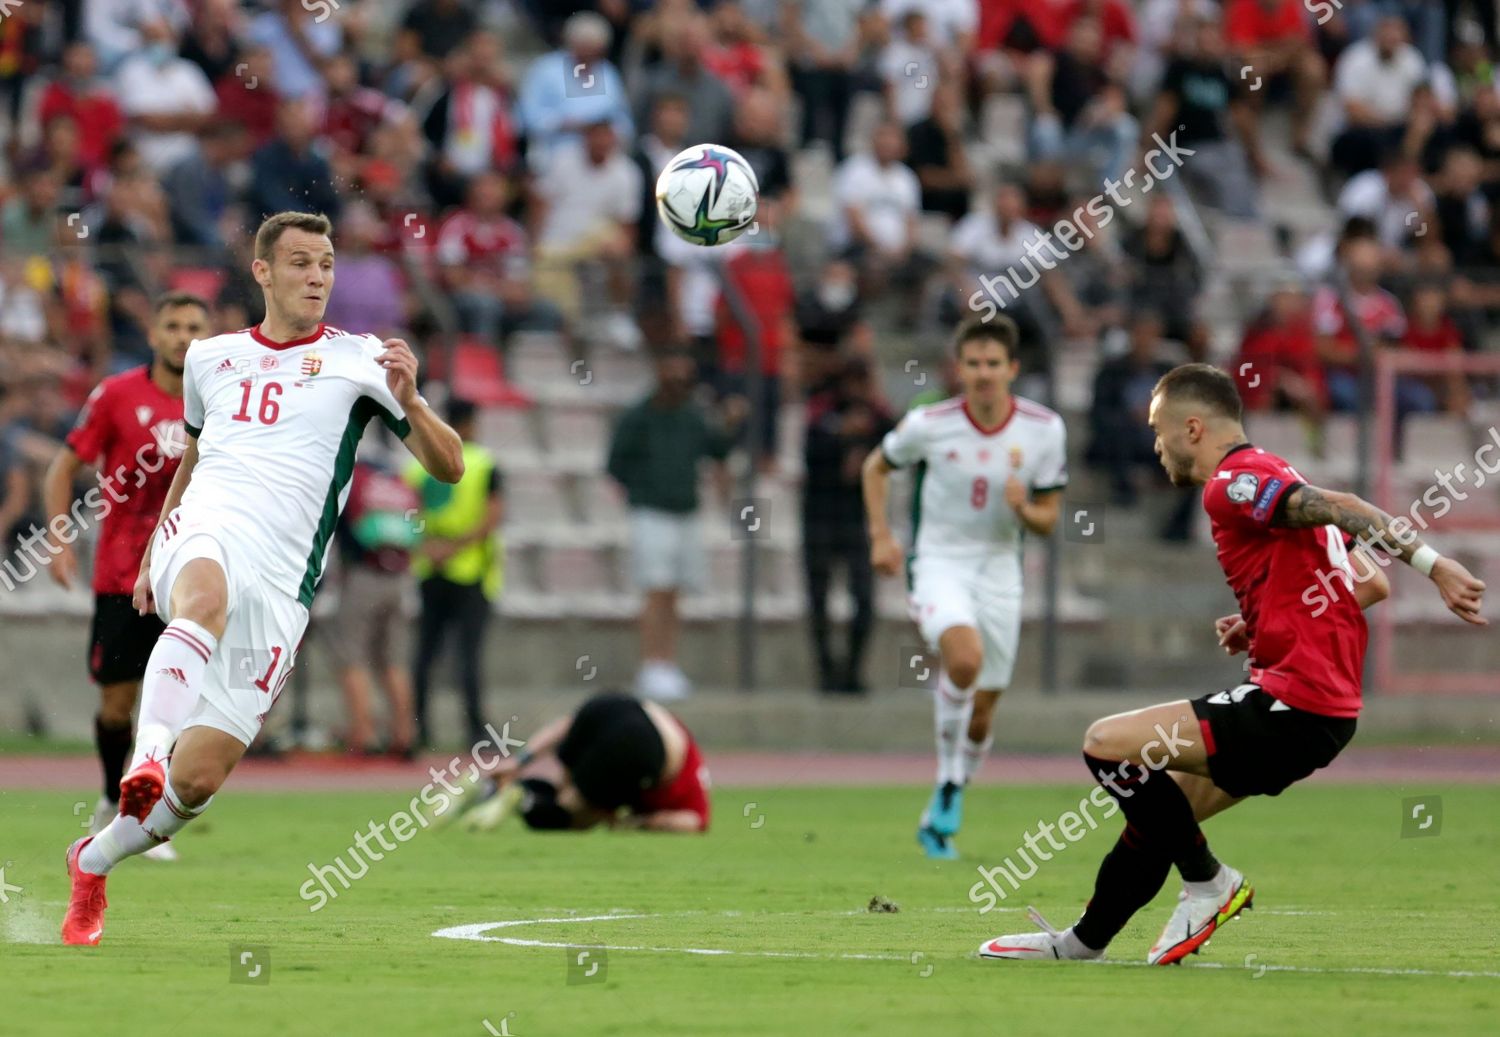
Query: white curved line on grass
[
  {"left": 433, "top": 910, "right": 1498, "bottom": 978},
  {"left": 431, "top": 913, "right": 909, "bottom": 961}
]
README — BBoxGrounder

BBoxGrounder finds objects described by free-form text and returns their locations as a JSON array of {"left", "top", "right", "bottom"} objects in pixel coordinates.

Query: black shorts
[
  {"left": 557, "top": 693, "right": 666, "bottom": 811},
  {"left": 89, "top": 594, "right": 165, "bottom": 685},
  {"left": 1191, "top": 684, "right": 1357, "bottom": 798}
]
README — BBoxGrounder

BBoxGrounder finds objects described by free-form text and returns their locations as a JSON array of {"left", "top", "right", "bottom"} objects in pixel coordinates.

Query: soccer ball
[{"left": 655, "top": 144, "right": 760, "bottom": 247}]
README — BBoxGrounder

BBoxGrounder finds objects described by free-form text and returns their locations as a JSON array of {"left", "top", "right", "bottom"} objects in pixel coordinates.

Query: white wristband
[{"left": 1412, "top": 544, "right": 1441, "bottom": 577}]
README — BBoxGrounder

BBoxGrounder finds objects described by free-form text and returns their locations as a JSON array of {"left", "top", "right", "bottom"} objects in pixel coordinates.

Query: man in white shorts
[
  {"left": 61, "top": 211, "right": 466, "bottom": 945},
  {"left": 607, "top": 350, "right": 738, "bottom": 701},
  {"left": 863, "top": 316, "right": 1067, "bottom": 858}
]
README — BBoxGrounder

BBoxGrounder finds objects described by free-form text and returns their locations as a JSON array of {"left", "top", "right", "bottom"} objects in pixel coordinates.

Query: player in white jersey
[
  {"left": 863, "top": 317, "right": 1067, "bottom": 858},
  {"left": 62, "top": 212, "right": 466, "bottom": 945}
]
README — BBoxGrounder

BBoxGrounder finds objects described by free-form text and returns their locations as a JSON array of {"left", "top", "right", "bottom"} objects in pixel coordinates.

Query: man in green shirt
[{"left": 607, "top": 351, "right": 739, "bottom": 700}]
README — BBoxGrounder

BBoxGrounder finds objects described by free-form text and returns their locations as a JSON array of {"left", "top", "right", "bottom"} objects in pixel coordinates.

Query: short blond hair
[{"left": 254, "top": 211, "right": 333, "bottom": 263}]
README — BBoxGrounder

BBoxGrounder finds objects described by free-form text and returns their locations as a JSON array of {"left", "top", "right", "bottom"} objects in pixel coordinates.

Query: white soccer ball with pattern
[{"left": 655, "top": 143, "right": 760, "bottom": 247}]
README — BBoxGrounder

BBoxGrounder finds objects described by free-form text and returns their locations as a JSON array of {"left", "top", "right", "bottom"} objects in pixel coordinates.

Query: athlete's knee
[
  {"left": 1082, "top": 716, "right": 1126, "bottom": 759},
  {"left": 945, "top": 652, "right": 982, "bottom": 690},
  {"left": 167, "top": 749, "right": 231, "bottom": 808},
  {"left": 167, "top": 765, "right": 224, "bottom": 810}
]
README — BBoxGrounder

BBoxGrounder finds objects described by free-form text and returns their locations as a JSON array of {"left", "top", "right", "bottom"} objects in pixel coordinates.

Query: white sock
[
  {"left": 961, "top": 735, "right": 993, "bottom": 785},
  {"left": 1060, "top": 926, "right": 1104, "bottom": 959},
  {"left": 79, "top": 815, "right": 154, "bottom": 875},
  {"left": 933, "top": 673, "right": 974, "bottom": 787},
  {"left": 79, "top": 771, "right": 208, "bottom": 875},
  {"left": 129, "top": 619, "right": 217, "bottom": 772},
  {"left": 1183, "top": 866, "right": 1228, "bottom": 898}
]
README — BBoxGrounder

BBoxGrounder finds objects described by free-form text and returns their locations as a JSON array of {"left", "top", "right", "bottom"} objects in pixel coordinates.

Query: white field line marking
[
  {"left": 433, "top": 909, "right": 1500, "bottom": 979},
  {"left": 431, "top": 914, "right": 908, "bottom": 962}
]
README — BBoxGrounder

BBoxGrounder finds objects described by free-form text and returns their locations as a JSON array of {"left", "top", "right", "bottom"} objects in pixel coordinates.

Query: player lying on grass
[
  {"left": 449, "top": 692, "right": 710, "bottom": 833},
  {"left": 61, "top": 211, "right": 466, "bottom": 946},
  {"left": 980, "top": 363, "right": 1485, "bottom": 965},
  {"left": 864, "top": 317, "right": 1066, "bottom": 859},
  {"left": 43, "top": 292, "right": 211, "bottom": 863}
]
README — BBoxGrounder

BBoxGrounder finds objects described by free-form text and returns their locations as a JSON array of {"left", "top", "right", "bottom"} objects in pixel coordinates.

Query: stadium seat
[
  {"left": 476, "top": 407, "right": 543, "bottom": 470},
  {"left": 430, "top": 338, "right": 533, "bottom": 407},
  {"left": 541, "top": 406, "right": 611, "bottom": 472},
  {"left": 168, "top": 267, "right": 227, "bottom": 303},
  {"left": 1401, "top": 416, "right": 1471, "bottom": 477},
  {"left": 495, "top": 544, "right": 564, "bottom": 619},
  {"left": 977, "top": 94, "right": 1028, "bottom": 166},
  {"left": 537, "top": 544, "right": 632, "bottom": 617},
  {"left": 842, "top": 92, "right": 885, "bottom": 157},
  {"left": 1315, "top": 417, "right": 1360, "bottom": 481},
  {"left": 915, "top": 212, "right": 953, "bottom": 256},
  {"left": 582, "top": 348, "right": 653, "bottom": 404},
  {"left": 1246, "top": 413, "right": 1308, "bottom": 462},
  {"left": 578, "top": 474, "right": 629, "bottom": 544},
  {"left": 789, "top": 147, "right": 835, "bottom": 222},
  {"left": 502, "top": 469, "right": 576, "bottom": 543},
  {"left": 507, "top": 333, "right": 577, "bottom": 401}
]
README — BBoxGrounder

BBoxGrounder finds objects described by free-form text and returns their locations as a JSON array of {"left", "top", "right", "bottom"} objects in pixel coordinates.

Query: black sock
[
  {"left": 1073, "top": 824, "right": 1173, "bottom": 951},
  {"left": 1083, "top": 751, "right": 1219, "bottom": 881},
  {"left": 95, "top": 714, "right": 133, "bottom": 802}
]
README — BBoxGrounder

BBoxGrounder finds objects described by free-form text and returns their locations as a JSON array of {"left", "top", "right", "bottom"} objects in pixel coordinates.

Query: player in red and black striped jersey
[
  {"left": 42, "top": 293, "right": 210, "bottom": 858},
  {"left": 981, "top": 363, "right": 1485, "bottom": 967}
]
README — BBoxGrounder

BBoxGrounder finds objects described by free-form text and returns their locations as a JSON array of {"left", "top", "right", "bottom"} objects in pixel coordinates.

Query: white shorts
[
  {"left": 630, "top": 507, "right": 705, "bottom": 591},
  {"left": 907, "top": 553, "right": 1022, "bottom": 690},
  {"left": 150, "top": 508, "right": 309, "bottom": 746}
]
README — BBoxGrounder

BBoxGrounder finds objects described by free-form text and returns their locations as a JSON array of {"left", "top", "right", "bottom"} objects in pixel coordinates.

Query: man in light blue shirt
[
  {"left": 517, "top": 11, "right": 634, "bottom": 168},
  {"left": 248, "top": 0, "right": 343, "bottom": 100}
]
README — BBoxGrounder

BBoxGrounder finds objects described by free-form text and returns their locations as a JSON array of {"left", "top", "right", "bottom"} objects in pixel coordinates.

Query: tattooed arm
[{"left": 1277, "top": 484, "right": 1487, "bottom": 625}]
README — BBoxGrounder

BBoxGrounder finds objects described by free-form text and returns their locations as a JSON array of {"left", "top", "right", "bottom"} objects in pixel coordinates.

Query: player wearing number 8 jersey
[
  {"left": 863, "top": 317, "right": 1068, "bottom": 859},
  {"left": 980, "top": 363, "right": 1485, "bottom": 967},
  {"left": 62, "top": 212, "right": 466, "bottom": 946}
]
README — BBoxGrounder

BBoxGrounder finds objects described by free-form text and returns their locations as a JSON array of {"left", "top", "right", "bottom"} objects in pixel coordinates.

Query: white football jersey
[
  {"left": 881, "top": 395, "right": 1068, "bottom": 560},
  {"left": 181, "top": 323, "right": 411, "bottom": 606}
]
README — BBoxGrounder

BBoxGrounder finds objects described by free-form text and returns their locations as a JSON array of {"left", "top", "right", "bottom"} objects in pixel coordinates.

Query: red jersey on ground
[
  {"left": 639, "top": 720, "right": 711, "bottom": 831},
  {"left": 65, "top": 366, "right": 188, "bottom": 596},
  {"left": 1205, "top": 444, "right": 1367, "bottom": 718}
]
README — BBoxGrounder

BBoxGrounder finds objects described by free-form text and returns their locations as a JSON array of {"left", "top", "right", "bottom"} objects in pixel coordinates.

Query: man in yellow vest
[{"left": 406, "top": 398, "right": 504, "bottom": 747}]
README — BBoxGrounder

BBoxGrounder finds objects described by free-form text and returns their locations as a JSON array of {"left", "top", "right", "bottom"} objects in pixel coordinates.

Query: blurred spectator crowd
[{"left": 3, "top": 0, "right": 1500, "bottom": 691}]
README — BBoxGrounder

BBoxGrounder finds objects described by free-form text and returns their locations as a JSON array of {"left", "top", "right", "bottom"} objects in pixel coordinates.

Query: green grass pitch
[{"left": 3, "top": 783, "right": 1498, "bottom": 1035}]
